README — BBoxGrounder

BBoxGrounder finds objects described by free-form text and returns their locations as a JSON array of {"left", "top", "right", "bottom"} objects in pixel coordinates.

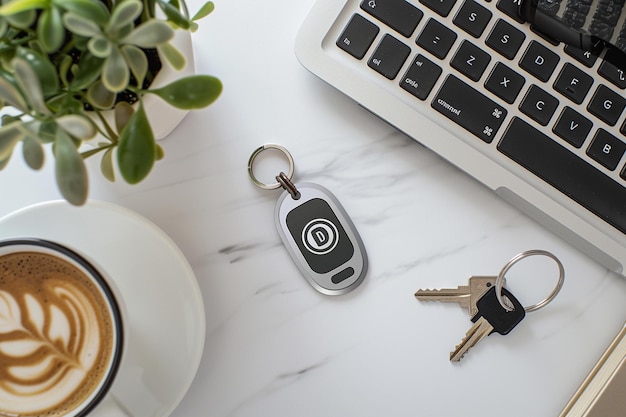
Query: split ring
[
  {"left": 495, "top": 250, "right": 565, "bottom": 312},
  {"left": 248, "top": 144, "right": 295, "bottom": 190}
]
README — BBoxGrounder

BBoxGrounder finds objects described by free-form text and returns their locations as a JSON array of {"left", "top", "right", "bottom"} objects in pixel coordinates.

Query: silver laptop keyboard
[{"left": 335, "top": 0, "right": 626, "bottom": 235}]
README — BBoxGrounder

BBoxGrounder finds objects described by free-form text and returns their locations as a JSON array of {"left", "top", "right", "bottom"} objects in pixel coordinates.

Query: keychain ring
[
  {"left": 247, "top": 144, "right": 295, "bottom": 190},
  {"left": 494, "top": 250, "right": 564, "bottom": 312}
]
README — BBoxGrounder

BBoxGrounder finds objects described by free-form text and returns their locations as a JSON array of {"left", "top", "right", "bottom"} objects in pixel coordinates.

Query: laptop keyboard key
[
  {"left": 419, "top": 0, "right": 457, "bottom": 17},
  {"left": 498, "top": 117, "right": 626, "bottom": 235},
  {"left": 564, "top": 44, "right": 601, "bottom": 68},
  {"left": 453, "top": 0, "right": 492, "bottom": 38},
  {"left": 588, "top": 84, "right": 626, "bottom": 126},
  {"left": 553, "top": 63, "right": 594, "bottom": 104},
  {"left": 432, "top": 75, "right": 507, "bottom": 143},
  {"left": 451, "top": 40, "right": 491, "bottom": 81},
  {"left": 485, "top": 62, "right": 525, "bottom": 104},
  {"left": 598, "top": 48, "right": 626, "bottom": 89},
  {"left": 496, "top": 0, "right": 525, "bottom": 23},
  {"left": 417, "top": 18, "right": 458, "bottom": 59},
  {"left": 368, "top": 34, "right": 411, "bottom": 79},
  {"left": 519, "top": 85, "right": 559, "bottom": 126},
  {"left": 360, "top": 0, "right": 423, "bottom": 37},
  {"left": 486, "top": 19, "right": 526, "bottom": 60},
  {"left": 337, "top": 14, "right": 380, "bottom": 59},
  {"left": 587, "top": 129, "right": 626, "bottom": 170},
  {"left": 553, "top": 106, "right": 593, "bottom": 148},
  {"left": 400, "top": 54, "right": 443, "bottom": 100},
  {"left": 519, "top": 40, "right": 560, "bottom": 82}
]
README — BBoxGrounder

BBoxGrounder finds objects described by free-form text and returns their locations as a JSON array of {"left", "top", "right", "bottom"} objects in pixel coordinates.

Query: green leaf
[
  {"left": 0, "top": 123, "right": 23, "bottom": 161},
  {"left": 100, "top": 147, "right": 115, "bottom": 181},
  {"left": 53, "top": 0, "right": 109, "bottom": 26},
  {"left": 124, "top": 20, "right": 174, "bottom": 48},
  {"left": 157, "top": 0, "right": 189, "bottom": 29},
  {"left": 70, "top": 53, "right": 104, "bottom": 90},
  {"left": 121, "top": 44, "right": 147, "bottom": 87},
  {"left": 157, "top": 43, "right": 185, "bottom": 71},
  {"left": 15, "top": 47, "right": 58, "bottom": 96},
  {"left": 86, "top": 80, "right": 115, "bottom": 109},
  {"left": 87, "top": 36, "right": 112, "bottom": 58},
  {"left": 150, "top": 75, "right": 222, "bottom": 109},
  {"left": 12, "top": 56, "right": 50, "bottom": 115},
  {"left": 0, "top": 74, "right": 27, "bottom": 111},
  {"left": 192, "top": 1, "right": 214, "bottom": 21},
  {"left": 38, "top": 6, "right": 64, "bottom": 53},
  {"left": 56, "top": 114, "right": 96, "bottom": 140},
  {"left": 0, "top": 0, "right": 47, "bottom": 16},
  {"left": 117, "top": 103, "right": 156, "bottom": 184},
  {"left": 22, "top": 134, "right": 44, "bottom": 169},
  {"left": 101, "top": 47, "right": 129, "bottom": 93},
  {"left": 114, "top": 101, "right": 134, "bottom": 134},
  {"left": 108, "top": 0, "right": 142, "bottom": 35},
  {"left": 63, "top": 12, "right": 101, "bottom": 37},
  {"left": 5, "top": 10, "right": 36, "bottom": 28},
  {"left": 54, "top": 129, "right": 88, "bottom": 206}
]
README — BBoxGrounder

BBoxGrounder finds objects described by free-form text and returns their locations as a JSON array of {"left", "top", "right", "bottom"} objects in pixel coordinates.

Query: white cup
[{"left": 0, "top": 238, "right": 129, "bottom": 417}]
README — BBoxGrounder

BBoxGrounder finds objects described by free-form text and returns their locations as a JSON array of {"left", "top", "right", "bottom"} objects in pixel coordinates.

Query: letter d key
[{"left": 450, "top": 286, "right": 525, "bottom": 362}]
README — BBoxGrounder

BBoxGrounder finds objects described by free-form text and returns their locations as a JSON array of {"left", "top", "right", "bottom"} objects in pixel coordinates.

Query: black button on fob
[{"left": 275, "top": 183, "right": 368, "bottom": 295}]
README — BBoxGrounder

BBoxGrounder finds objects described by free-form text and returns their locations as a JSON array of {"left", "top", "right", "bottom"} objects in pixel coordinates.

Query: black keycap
[
  {"left": 486, "top": 19, "right": 526, "bottom": 60},
  {"left": 360, "top": 0, "right": 423, "bottom": 37},
  {"left": 420, "top": 0, "right": 457, "bottom": 17},
  {"left": 498, "top": 117, "right": 626, "bottom": 234},
  {"left": 587, "top": 129, "right": 626, "bottom": 170},
  {"left": 564, "top": 44, "right": 601, "bottom": 68},
  {"left": 553, "top": 106, "right": 593, "bottom": 148},
  {"left": 598, "top": 48, "right": 626, "bottom": 90},
  {"left": 336, "top": 14, "right": 380, "bottom": 59},
  {"left": 400, "top": 54, "right": 443, "bottom": 100},
  {"left": 587, "top": 84, "right": 626, "bottom": 126},
  {"left": 519, "top": 41, "right": 560, "bottom": 82},
  {"left": 453, "top": 0, "right": 492, "bottom": 38},
  {"left": 417, "top": 18, "right": 458, "bottom": 59},
  {"left": 485, "top": 62, "right": 525, "bottom": 103},
  {"left": 519, "top": 85, "right": 559, "bottom": 126},
  {"left": 432, "top": 75, "right": 507, "bottom": 143},
  {"left": 496, "top": 0, "right": 525, "bottom": 23},
  {"left": 451, "top": 40, "right": 491, "bottom": 81},
  {"left": 553, "top": 63, "right": 594, "bottom": 104},
  {"left": 368, "top": 34, "right": 411, "bottom": 79}
]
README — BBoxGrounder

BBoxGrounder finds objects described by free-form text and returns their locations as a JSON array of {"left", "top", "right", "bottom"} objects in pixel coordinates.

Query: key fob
[{"left": 275, "top": 183, "right": 368, "bottom": 295}]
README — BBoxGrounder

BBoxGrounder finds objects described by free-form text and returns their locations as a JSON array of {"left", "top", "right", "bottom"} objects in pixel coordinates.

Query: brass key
[{"left": 415, "top": 276, "right": 496, "bottom": 317}]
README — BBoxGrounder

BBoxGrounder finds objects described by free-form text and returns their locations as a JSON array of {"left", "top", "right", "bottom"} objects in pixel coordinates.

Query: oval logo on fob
[{"left": 275, "top": 183, "right": 368, "bottom": 295}]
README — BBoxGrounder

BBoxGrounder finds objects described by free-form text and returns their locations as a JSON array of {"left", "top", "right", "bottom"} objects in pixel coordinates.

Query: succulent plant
[{"left": 0, "top": 0, "right": 222, "bottom": 205}]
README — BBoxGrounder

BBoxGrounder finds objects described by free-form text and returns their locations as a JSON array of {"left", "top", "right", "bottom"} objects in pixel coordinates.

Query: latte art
[{"left": 0, "top": 252, "right": 116, "bottom": 416}]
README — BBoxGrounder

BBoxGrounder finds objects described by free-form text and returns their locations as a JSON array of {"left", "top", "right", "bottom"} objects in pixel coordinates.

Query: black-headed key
[{"left": 450, "top": 286, "right": 525, "bottom": 362}]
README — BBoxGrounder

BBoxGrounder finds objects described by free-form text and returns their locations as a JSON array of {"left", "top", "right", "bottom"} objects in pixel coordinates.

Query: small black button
[
  {"left": 336, "top": 14, "right": 380, "bottom": 60},
  {"left": 360, "top": 0, "right": 423, "bottom": 37},
  {"left": 519, "top": 84, "right": 559, "bottom": 126},
  {"left": 519, "top": 41, "right": 560, "bottom": 82},
  {"left": 400, "top": 54, "right": 442, "bottom": 100},
  {"left": 420, "top": 0, "right": 457, "bottom": 17},
  {"left": 587, "top": 84, "right": 626, "bottom": 126},
  {"left": 368, "top": 34, "right": 411, "bottom": 79},
  {"left": 332, "top": 267, "right": 355, "bottom": 284},
  {"left": 553, "top": 106, "right": 593, "bottom": 148},
  {"left": 486, "top": 19, "right": 526, "bottom": 60},
  {"left": 587, "top": 129, "right": 626, "bottom": 171},
  {"left": 416, "top": 18, "right": 458, "bottom": 59},
  {"left": 485, "top": 62, "right": 525, "bottom": 103},
  {"left": 496, "top": 0, "right": 525, "bottom": 23},
  {"left": 553, "top": 63, "right": 594, "bottom": 104},
  {"left": 453, "top": 0, "right": 492, "bottom": 38},
  {"left": 451, "top": 40, "right": 491, "bottom": 81}
]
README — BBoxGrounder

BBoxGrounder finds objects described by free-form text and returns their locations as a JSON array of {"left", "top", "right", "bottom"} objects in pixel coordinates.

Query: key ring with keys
[{"left": 494, "top": 249, "right": 565, "bottom": 312}]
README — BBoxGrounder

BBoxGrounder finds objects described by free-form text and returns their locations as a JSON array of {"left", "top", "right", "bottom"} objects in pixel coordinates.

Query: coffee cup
[{"left": 0, "top": 238, "right": 129, "bottom": 417}]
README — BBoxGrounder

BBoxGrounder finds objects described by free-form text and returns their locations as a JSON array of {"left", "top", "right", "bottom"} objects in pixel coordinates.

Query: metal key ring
[
  {"left": 494, "top": 250, "right": 565, "bottom": 312},
  {"left": 247, "top": 144, "right": 295, "bottom": 190}
]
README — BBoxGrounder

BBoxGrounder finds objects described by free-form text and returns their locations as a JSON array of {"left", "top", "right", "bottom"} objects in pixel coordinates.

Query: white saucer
[{"left": 0, "top": 200, "right": 205, "bottom": 417}]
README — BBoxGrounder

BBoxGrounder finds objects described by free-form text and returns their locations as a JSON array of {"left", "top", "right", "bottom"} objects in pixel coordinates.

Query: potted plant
[{"left": 0, "top": 0, "right": 222, "bottom": 205}]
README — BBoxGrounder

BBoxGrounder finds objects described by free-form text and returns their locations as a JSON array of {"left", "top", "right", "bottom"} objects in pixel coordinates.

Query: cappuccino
[{"left": 0, "top": 250, "right": 119, "bottom": 416}]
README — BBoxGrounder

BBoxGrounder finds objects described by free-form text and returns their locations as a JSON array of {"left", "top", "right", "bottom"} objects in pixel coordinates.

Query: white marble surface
[{"left": 2, "top": 0, "right": 626, "bottom": 416}]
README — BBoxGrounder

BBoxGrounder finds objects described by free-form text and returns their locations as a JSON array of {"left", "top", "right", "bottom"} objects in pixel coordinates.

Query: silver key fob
[{"left": 275, "top": 183, "right": 368, "bottom": 295}]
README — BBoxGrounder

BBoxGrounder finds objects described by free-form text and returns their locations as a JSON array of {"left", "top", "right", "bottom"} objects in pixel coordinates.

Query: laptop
[{"left": 293, "top": 0, "right": 626, "bottom": 279}]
